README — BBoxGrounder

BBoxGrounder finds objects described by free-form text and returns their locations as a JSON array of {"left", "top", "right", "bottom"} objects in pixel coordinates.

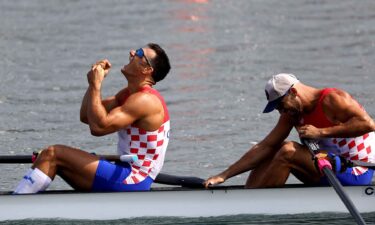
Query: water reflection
[{"left": 168, "top": 0, "right": 215, "bottom": 81}]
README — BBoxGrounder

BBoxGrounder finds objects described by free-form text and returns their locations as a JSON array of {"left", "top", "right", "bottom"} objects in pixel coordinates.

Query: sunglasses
[
  {"left": 133, "top": 48, "right": 153, "bottom": 68},
  {"left": 275, "top": 86, "right": 294, "bottom": 112}
]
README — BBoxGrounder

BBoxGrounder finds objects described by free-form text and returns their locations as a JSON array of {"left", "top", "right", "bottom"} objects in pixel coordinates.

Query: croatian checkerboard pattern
[
  {"left": 332, "top": 132, "right": 375, "bottom": 175},
  {"left": 121, "top": 121, "right": 170, "bottom": 184}
]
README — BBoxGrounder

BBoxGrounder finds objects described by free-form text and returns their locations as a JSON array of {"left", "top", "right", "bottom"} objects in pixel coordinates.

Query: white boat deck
[{"left": 0, "top": 184, "right": 373, "bottom": 221}]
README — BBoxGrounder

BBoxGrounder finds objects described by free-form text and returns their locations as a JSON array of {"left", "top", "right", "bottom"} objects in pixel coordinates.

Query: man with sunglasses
[
  {"left": 205, "top": 73, "right": 375, "bottom": 188},
  {"left": 14, "top": 43, "right": 171, "bottom": 193}
]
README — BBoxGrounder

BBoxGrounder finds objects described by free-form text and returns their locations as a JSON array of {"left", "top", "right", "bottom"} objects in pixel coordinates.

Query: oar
[
  {"left": 0, "top": 154, "right": 205, "bottom": 188},
  {"left": 302, "top": 139, "right": 366, "bottom": 225},
  {"left": 0, "top": 155, "right": 33, "bottom": 164},
  {"left": 346, "top": 160, "right": 375, "bottom": 169}
]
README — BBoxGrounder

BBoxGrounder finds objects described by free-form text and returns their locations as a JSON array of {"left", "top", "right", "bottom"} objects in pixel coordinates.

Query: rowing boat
[
  {"left": 0, "top": 183, "right": 373, "bottom": 221},
  {"left": 0, "top": 155, "right": 374, "bottom": 221}
]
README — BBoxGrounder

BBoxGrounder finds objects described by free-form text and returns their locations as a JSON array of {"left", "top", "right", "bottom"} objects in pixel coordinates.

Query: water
[
  {"left": 1, "top": 0, "right": 375, "bottom": 224},
  {"left": 1, "top": 213, "right": 375, "bottom": 225}
]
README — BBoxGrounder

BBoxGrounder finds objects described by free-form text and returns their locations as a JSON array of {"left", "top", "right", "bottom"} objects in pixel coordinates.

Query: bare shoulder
[
  {"left": 322, "top": 88, "right": 366, "bottom": 122},
  {"left": 122, "top": 91, "right": 163, "bottom": 115},
  {"left": 322, "top": 89, "right": 354, "bottom": 109},
  {"left": 127, "top": 91, "right": 162, "bottom": 106}
]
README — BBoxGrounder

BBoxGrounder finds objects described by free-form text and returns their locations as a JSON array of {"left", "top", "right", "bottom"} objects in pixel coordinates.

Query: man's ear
[
  {"left": 289, "top": 87, "right": 298, "bottom": 97},
  {"left": 142, "top": 66, "right": 154, "bottom": 74}
]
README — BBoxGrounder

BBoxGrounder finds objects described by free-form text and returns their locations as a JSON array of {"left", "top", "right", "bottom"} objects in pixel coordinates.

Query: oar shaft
[
  {"left": 0, "top": 154, "right": 121, "bottom": 164},
  {"left": 322, "top": 167, "right": 366, "bottom": 225},
  {"left": 349, "top": 160, "right": 375, "bottom": 169},
  {"left": 0, "top": 155, "right": 33, "bottom": 164}
]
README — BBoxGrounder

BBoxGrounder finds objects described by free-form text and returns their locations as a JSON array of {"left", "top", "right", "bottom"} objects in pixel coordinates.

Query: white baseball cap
[{"left": 263, "top": 73, "right": 299, "bottom": 113}]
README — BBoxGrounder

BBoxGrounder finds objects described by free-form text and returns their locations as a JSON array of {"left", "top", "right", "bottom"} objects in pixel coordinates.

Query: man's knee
[
  {"left": 39, "top": 144, "right": 67, "bottom": 162},
  {"left": 275, "top": 141, "right": 298, "bottom": 163}
]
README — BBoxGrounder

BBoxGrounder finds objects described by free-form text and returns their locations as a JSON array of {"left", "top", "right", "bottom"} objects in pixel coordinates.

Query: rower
[
  {"left": 205, "top": 73, "right": 375, "bottom": 188},
  {"left": 13, "top": 43, "right": 171, "bottom": 194}
]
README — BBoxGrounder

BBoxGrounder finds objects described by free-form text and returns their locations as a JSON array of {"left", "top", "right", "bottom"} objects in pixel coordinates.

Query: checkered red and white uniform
[
  {"left": 300, "top": 88, "right": 375, "bottom": 176},
  {"left": 321, "top": 132, "right": 375, "bottom": 175},
  {"left": 117, "top": 87, "right": 170, "bottom": 184}
]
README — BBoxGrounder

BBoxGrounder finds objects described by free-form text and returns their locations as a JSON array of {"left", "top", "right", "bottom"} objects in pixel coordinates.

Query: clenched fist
[{"left": 87, "top": 59, "right": 112, "bottom": 88}]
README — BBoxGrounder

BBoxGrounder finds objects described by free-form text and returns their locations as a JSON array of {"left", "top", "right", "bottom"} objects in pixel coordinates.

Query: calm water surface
[
  {"left": 1, "top": 214, "right": 375, "bottom": 225},
  {"left": 1, "top": 0, "right": 375, "bottom": 224}
]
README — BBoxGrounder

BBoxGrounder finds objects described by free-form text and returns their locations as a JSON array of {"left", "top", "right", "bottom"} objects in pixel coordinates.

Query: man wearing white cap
[{"left": 205, "top": 73, "right": 375, "bottom": 188}]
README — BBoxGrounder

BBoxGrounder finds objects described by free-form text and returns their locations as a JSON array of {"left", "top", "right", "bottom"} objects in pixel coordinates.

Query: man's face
[
  {"left": 276, "top": 91, "right": 302, "bottom": 117},
  {"left": 121, "top": 47, "right": 154, "bottom": 77}
]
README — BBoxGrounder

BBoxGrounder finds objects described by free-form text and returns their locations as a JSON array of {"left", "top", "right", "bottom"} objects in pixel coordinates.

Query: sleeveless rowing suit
[
  {"left": 300, "top": 88, "right": 374, "bottom": 185},
  {"left": 92, "top": 86, "right": 170, "bottom": 191}
]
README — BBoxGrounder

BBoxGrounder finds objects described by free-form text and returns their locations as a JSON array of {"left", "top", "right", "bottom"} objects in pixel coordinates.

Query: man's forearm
[
  {"left": 80, "top": 88, "right": 90, "bottom": 124},
  {"left": 320, "top": 117, "right": 375, "bottom": 138},
  {"left": 87, "top": 85, "right": 109, "bottom": 131},
  {"left": 221, "top": 144, "right": 269, "bottom": 180}
]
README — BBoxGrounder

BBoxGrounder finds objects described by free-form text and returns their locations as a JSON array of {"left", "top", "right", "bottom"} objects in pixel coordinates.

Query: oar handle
[{"left": 98, "top": 154, "right": 138, "bottom": 163}]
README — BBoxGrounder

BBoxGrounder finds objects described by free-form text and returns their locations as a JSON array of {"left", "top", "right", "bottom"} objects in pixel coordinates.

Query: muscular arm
[
  {"left": 80, "top": 59, "right": 117, "bottom": 125},
  {"left": 299, "top": 90, "right": 375, "bottom": 138},
  {"left": 87, "top": 86, "right": 163, "bottom": 136},
  {"left": 80, "top": 89, "right": 121, "bottom": 125},
  {"left": 86, "top": 85, "right": 131, "bottom": 136},
  {"left": 84, "top": 61, "right": 163, "bottom": 136},
  {"left": 80, "top": 88, "right": 90, "bottom": 124},
  {"left": 204, "top": 114, "right": 294, "bottom": 187}
]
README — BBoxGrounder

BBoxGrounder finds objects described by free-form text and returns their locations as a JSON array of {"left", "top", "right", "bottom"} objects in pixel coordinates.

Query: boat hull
[{"left": 0, "top": 185, "right": 373, "bottom": 220}]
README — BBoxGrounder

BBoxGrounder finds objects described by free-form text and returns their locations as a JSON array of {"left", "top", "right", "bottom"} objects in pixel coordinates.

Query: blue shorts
[
  {"left": 319, "top": 168, "right": 374, "bottom": 186},
  {"left": 92, "top": 160, "right": 153, "bottom": 192}
]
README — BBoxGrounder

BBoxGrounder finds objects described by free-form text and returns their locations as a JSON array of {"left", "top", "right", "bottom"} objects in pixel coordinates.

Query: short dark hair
[{"left": 147, "top": 43, "right": 171, "bottom": 83}]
